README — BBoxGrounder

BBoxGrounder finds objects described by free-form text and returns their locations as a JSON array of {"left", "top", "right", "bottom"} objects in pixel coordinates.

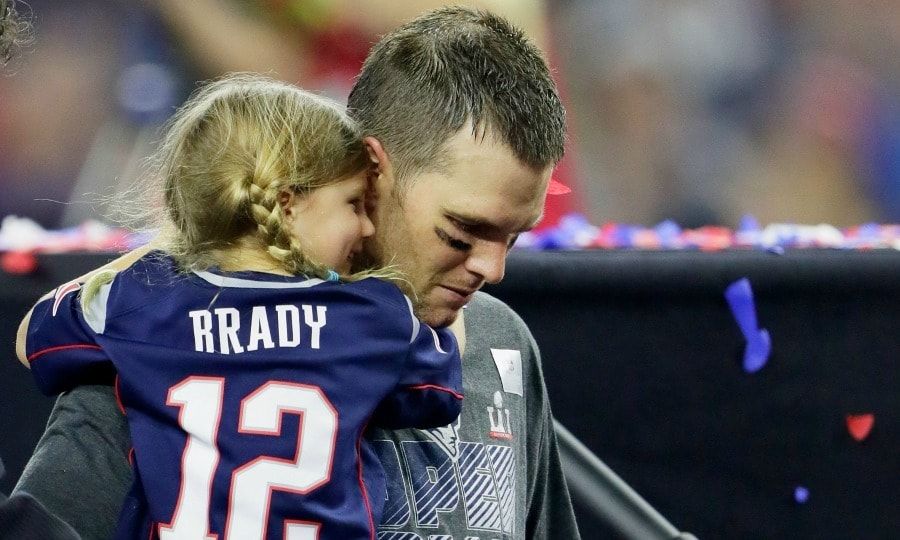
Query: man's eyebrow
[{"left": 447, "top": 211, "right": 542, "bottom": 233}]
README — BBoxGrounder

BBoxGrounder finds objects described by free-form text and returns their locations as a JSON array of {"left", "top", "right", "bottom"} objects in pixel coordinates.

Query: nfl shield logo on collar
[{"left": 52, "top": 280, "right": 82, "bottom": 316}]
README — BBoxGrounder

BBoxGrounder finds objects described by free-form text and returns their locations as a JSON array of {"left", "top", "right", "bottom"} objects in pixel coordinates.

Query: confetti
[
  {"left": 654, "top": 220, "right": 683, "bottom": 249},
  {"left": 512, "top": 213, "right": 900, "bottom": 251},
  {"left": 725, "top": 278, "right": 771, "bottom": 373},
  {"left": 546, "top": 178, "right": 571, "bottom": 195},
  {"left": 0, "top": 250, "right": 38, "bottom": 275},
  {"left": 3, "top": 215, "right": 899, "bottom": 255},
  {"left": 846, "top": 414, "right": 875, "bottom": 442}
]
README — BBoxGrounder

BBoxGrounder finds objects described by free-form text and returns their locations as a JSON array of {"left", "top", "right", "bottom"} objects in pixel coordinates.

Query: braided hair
[{"left": 152, "top": 74, "right": 370, "bottom": 279}]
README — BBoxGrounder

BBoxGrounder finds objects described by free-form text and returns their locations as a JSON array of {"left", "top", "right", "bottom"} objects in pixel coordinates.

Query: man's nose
[{"left": 464, "top": 241, "right": 508, "bottom": 284}]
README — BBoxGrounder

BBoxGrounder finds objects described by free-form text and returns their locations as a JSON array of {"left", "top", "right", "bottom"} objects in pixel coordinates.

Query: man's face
[{"left": 366, "top": 127, "right": 552, "bottom": 327}]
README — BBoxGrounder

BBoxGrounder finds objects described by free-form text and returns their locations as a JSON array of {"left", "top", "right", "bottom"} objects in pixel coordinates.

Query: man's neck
[{"left": 449, "top": 310, "right": 467, "bottom": 355}]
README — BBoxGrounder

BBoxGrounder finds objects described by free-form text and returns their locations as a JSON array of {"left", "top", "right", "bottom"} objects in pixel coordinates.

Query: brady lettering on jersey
[{"left": 188, "top": 304, "right": 327, "bottom": 354}]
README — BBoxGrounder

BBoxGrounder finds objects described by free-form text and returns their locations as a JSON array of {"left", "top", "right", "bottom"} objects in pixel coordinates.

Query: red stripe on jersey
[
  {"left": 114, "top": 375, "right": 126, "bottom": 415},
  {"left": 405, "top": 383, "right": 464, "bottom": 401},
  {"left": 28, "top": 343, "right": 102, "bottom": 363}
]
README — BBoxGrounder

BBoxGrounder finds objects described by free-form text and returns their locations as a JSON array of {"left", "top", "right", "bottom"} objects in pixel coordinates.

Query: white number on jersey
[{"left": 158, "top": 377, "right": 338, "bottom": 540}]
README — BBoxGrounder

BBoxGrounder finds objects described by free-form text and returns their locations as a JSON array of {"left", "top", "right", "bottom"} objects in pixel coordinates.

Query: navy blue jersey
[{"left": 25, "top": 252, "right": 462, "bottom": 540}]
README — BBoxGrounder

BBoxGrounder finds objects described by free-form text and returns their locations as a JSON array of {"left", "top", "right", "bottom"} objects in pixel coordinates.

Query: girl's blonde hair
[
  {"left": 81, "top": 74, "right": 411, "bottom": 317},
  {"left": 153, "top": 73, "right": 372, "bottom": 279}
]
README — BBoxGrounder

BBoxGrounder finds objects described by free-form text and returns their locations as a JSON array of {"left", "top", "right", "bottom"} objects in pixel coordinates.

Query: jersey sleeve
[
  {"left": 25, "top": 280, "right": 115, "bottom": 395},
  {"left": 372, "top": 305, "right": 463, "bottom": 430}
]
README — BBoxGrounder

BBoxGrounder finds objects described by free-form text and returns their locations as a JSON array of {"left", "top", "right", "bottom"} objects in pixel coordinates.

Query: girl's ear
[{"left": 278, "top": 188, "right": 295, "bottom": 218}]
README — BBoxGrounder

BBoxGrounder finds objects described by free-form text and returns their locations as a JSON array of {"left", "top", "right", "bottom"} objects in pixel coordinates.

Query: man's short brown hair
[{"left": 347, "top": 6, "right": 566, "bottom": 187}]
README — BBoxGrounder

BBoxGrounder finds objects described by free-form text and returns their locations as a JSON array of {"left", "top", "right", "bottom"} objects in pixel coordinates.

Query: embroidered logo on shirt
[
  {"left": 52, "top": 280, "right": 82, "bottom": 316},
  {"left": 421, "top": 416, "right": 461, "bottom": 460},
  {"left": 490, "top": 348, "right": 523, "bottom": 396},
  {"left": 487, "top": 391, "right": 513, "bottom": 440}
]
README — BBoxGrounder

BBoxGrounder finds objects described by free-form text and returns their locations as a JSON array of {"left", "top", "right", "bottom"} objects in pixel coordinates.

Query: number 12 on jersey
[{"left": 158, "top": 376, "right": 338, "bottom": 540}]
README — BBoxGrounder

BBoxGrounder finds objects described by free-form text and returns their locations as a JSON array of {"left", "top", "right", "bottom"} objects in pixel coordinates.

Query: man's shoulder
[
  {"left": 467, "top": 290, "right": 515, "bottom": 316},
  {"left": 464, "top": 291, "right": 536, "bottom": 357},
  {"left": 347, "top": 277, "right": 409, "bottom": 309},
  {"left": 467, "top": 291, "right": 527, "bottom": 330}
]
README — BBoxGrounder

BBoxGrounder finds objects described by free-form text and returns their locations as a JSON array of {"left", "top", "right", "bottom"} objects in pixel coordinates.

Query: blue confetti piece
[
  {"left": 654, "top": 220, "right": 682, "bottom": 247},
  {"left": 738, "top": 214, "right": 761, "bottom": 232},
  {"left": 725, "top": 278, "right": 772, "bottom": 373},
  {"left": 558, "top": 213, "right": 590, "bottom": 231},
  {"left": 794, "top": 486, "right": 809, "bottom": 504},
  {"left": 858, "top": 222, "right": 880, "bottom": 239},
  {"left": 743, "top": 328, "right": 771, "bottom": 373},
  {"left": 725, "top": 279, "right": 758, "bottom": 336},
  {"left": 535, "top": 229, "right": 567, "bottom": 249},
  {"left": 612, "top": 225, "right": 639, "bottom": 248}
]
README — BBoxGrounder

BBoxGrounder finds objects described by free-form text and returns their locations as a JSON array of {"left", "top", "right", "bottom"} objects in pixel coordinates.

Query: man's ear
[
  {"left": 364, "top": 136, "right": 393, "bottom": 181},
  {"left": 364, "top": 136, "right": 397, "bottom": 207}
]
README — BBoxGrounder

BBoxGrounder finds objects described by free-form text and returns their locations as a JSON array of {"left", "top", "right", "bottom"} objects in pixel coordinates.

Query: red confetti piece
[
  {"left": 0, "top": 251, "right": 38, "bottom": 275},
  {"left": 846, "top": 413, "right": 875, "bottom": 442},
  {"left": 546, "top": 178, "right": 571, "bottom": 195}
]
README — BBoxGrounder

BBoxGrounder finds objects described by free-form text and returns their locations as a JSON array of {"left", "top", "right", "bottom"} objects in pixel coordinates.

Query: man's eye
[
  {"left": 450, "top": 218, "right": 477, "bottom": 235},
  {"left": 434, "top": 227, "right": 472, "bottom": 252}
]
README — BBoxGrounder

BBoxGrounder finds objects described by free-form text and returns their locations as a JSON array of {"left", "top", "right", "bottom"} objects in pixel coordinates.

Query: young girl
[{"left": 18, "top": 74, "right": 462, "bottom": 540}]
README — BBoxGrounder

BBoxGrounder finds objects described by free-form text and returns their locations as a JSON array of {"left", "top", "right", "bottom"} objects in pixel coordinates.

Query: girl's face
[{"left": 284, "top": 171, "right": 375, "bottom": 275}]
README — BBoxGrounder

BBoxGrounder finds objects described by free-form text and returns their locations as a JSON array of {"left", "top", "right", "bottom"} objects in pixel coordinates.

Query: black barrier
[
  {"left": 484, "top": 249, "right": 900, "bottom": 539},
  {"left": 2, "top": 250, "right": 898, "bottom": 538},
  {"left": 554, "top": 419, "right": 693, "bottom": 539}
]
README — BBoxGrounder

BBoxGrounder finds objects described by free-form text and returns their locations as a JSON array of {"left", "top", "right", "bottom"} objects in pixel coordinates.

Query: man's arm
[
  {"left": 470, "top": 293, "right": 580, "bottom": 537},
  {"left": 13, "top": 385, "right": 132, "bottom": 540},
  {"left": 140, "top": 0, "right": 547, "bottom": 84},
  {"left": 526, "top": 404, "right": 581, "bottom": 536},
  {"left": 146, "top": 0, "right": 308, "bottom": 80},
  {"left": 520, "top": 323, "right": 582, "bottom": 538}
]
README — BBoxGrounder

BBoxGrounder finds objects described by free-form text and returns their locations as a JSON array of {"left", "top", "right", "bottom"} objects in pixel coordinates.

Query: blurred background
[
  {"left": 1, "top": 0, "right": 899, "bottom": 230},
  {"left": 2, "top": 3, "right": 899, "bottom": 538}
]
